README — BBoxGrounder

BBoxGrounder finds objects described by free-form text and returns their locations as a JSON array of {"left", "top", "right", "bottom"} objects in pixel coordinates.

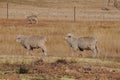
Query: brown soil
[
  {"left": 28, "top": 59, "right": 120, "bottom": 80},
  {"left": 0, "top": 59, "right": 119, "bottom": 80}
]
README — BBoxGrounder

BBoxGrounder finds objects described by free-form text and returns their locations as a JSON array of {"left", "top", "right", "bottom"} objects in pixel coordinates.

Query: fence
[{"left": 0, "top": 2, "right": 120, "bottom": 21}]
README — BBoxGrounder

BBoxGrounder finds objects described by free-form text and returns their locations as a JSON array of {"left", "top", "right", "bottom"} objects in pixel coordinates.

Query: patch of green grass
[
  {"left": 20, "top": 74, "right": 60, "bottom": 80},
  {"left": 0, "top": 56, "right": 119, "bottom": 68},
  {"left": 20, "top": 75, "right": 75, "bottom": 80},
  {"left": 0, "top": 71, "right": 16, "bottom": 74},
  {"left": 61, "top": 77, "right": 75, "bottom": 80}
]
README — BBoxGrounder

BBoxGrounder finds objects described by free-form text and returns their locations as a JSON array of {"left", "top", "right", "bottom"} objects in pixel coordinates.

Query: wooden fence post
[
  {"left": 7, "top": 1, "right": 9, "bottom": 19},
  {"left": 74, "top": 6, "right": 76, "bottom": 22}
]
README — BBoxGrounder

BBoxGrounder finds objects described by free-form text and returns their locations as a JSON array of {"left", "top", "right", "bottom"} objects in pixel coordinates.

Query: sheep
[
  {"left": 26, "top": 15, "right": 38, "bottom": 24},
  {"left": 16, "top": 35, "right": 47, "bottom": 56},
  {"left": 65, "top": 33, "right": 98, "bottom": 58}
]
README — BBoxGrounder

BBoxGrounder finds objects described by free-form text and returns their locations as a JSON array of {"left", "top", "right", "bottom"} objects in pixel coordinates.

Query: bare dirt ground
[
  {"left": 28, "top": 59, "right": 120, "bottom": 80},
  {"left": 0, "top": 58, "right": 119, "bottom": 80}
]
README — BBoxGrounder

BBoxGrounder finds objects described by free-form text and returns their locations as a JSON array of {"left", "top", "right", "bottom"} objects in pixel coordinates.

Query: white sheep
[
  {"left": 65, "top": 33, "right": 98, "bottom": 58},
  {"left": 16, "top": 35, "right": 47, "bottom": 56}
]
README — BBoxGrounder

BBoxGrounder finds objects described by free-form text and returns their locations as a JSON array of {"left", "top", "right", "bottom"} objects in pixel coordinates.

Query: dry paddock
[{"left": 0, "top": 19, "right": 120, "bottom": 62}]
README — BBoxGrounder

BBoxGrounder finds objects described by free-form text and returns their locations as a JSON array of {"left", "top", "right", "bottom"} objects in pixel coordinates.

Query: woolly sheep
[
  {"left": 65, "top": 33, "right": 98, "bottom": 58},
  {"left": 16, "top": 35, "right": 47, "bottom": 56}
]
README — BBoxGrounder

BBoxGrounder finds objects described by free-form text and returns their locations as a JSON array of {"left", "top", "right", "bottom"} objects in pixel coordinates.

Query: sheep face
[
  {"left": 65, "top": 33, "right": 73, "bottom": 40},
  {"left": 16, "top": 35, "right": 25, "bottom": 43},
  {"left": 65, "top": 33, "right": 76, "bottom": 45}
]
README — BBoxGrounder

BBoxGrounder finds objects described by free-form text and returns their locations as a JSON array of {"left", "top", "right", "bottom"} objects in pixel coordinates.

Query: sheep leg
[
  {"left": 35, "top": 19, "right": 38, "bottom": 24},
  {"left": 95, "top": 46, "right": 100, "bottom": 59},
  {"left": 30, "top": 50, "right": 34, "bottom": 56},
  {"left": 78, "top": 53, "right": 83, "bottom": 58},
  {"left": 33, "top": 19, "right": 37, "bottom": 24},
  {"left": 27, "top": 50, "right": 33, "bottom": 56},
  {"left": 28, "top": 19, "right": 32, "bottom": 24},
  {"left": 26, "top": 46, "right": 34, "bottom": 56},
  {"left": 91, "top": 47, "right": 97, "bottom": 58},
  {"left": 89, "top": 45, "right": 96, "bottom": 58},
  {"left": 26, "top": 49, "right": 34, "bottom": 56},
  {"left": 72, "top": 46, "right": 78, "bottom": 57},
  {"left": 32, "top": 19, "right": 35, "bottom": 24},
  {"left": 40, "top": 45, "right": 47, "bottom": 56},
  {"left": 27, "top": 50, "right": 30, "bottom": 55}
]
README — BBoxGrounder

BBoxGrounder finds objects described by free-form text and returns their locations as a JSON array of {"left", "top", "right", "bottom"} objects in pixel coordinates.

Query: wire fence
[{"left": 0, "top": 2, "right": 120, "bottom": 21}]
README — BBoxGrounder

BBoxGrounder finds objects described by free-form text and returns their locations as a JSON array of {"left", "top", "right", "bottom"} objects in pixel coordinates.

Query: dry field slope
[
  {"left": 0, "top": 0, "right": 120, "bottom": 20},
  {"left": 0, "top": 1, "right": 119, "bottom": 61},
  {"left": 0, "top": 56, "right": 119, "bottom": 80},
  {"left": 0, "top": 0, "right": 120, "bottom": 80},
  {"left": 0, "top": 20, "right": 120, "bottom": 62}
]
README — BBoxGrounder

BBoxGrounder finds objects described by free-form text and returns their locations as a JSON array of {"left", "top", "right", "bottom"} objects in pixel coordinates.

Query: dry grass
[
  {"left": 0, "top": 0, "right": 107, "bottom": 8},
  {"left": 0, "top": 0, "right": 119, "bottom": 80},
  {"left": 1, "top": 0, "right": 120, "bottom": 21},
  {"left": 0, "top": 55, "right": 119, "bottom": 67},
  {"left": 0, "top": 19, "right": 120, "bottom": 62}
]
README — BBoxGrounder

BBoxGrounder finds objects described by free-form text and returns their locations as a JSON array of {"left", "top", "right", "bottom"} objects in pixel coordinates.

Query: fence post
[
  {"left": 114, "top": 0, "right": 118, "bottom": 8},
  {"left": 7, "top": 1, "right": 9, "bottom": 19},
  {"left": 74, "top": 6, "right": 76, "bottom": 22}
]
